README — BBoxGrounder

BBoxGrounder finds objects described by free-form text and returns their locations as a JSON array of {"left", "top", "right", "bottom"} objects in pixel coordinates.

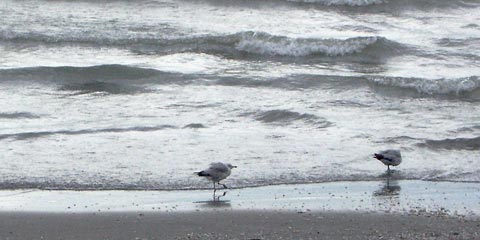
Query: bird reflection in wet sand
[
  {"left": 373, "top": 177, "right": 402, "bottom": 212},
  {"left": 195, "top": 200, "right": 232, "bottom": 209},
  {"left": 374, "top": 177, "right": 401, "bottom": 197}
]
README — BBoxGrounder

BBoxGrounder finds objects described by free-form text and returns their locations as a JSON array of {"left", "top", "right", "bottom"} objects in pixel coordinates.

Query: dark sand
[{"left": 0, "top": 211, "right": 479, "bottom": 240}]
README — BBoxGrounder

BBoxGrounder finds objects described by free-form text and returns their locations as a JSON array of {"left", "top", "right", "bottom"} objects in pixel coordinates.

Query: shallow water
[{"left": 1, "top": 0, "right": 480, "bottom": 190}]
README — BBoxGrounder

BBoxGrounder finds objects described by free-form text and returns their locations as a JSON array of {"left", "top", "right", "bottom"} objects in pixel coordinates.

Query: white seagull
[
  {"left": 373, "top": 149, "right": 402, "bottom": 172},
  {"left": 196, "top": 162, "right": 237, "bottom": 193}
]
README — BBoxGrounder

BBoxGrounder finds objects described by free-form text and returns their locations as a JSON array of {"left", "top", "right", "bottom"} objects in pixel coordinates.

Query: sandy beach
[
  {"left": 1, "top": 211, "right": 479, "bottom": 240},
  {"left": 0, "top": 180, "right": 479, "bottom": 239}
]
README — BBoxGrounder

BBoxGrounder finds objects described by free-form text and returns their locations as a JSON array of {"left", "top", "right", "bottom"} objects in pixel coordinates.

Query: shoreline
[{"left": 2, "top": 177, "right": 479, "bottom": 191}]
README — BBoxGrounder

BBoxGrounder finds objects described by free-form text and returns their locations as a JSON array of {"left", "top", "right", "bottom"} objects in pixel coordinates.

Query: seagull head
[
  {"left": 226, "top": 163, "right": 237, "bottom": 169},
  {"left": 373, "top": 153, "right": 383, "bottom": 160}
]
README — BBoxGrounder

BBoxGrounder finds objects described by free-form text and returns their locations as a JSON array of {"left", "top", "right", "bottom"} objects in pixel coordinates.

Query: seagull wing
[
  {"left": 208, "top": 162, "right": 229, "bottom": 173},
  {"left": 380, "top": 150, "right": 401, "bottom": 160}
]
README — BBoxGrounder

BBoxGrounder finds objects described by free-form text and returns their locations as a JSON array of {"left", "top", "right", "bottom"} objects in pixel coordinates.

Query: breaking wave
[
  {"left": 367, "top": 76, "right": 480, "bottom": 96},
  {"left": 0, "top": 30, "right": 405, "bottom": 59},
  {"left": 235, "top": 33, "right": 401, "bottom": 57}
]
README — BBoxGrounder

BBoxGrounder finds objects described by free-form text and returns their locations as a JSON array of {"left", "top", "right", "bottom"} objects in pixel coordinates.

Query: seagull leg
[
  {"left": 217, "top": 191, "right": 227, "bottom": 201},
  {"left": 219, "top": 182, "right": 228, "bottom": 189},
  {"left": 213, "top": 182, "right": 217, "bottom": 201},
  {"left": 213, "top": 182, "right": 227, "bottom": 201}
]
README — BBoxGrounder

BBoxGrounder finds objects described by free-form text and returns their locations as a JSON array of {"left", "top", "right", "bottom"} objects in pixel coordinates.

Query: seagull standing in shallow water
[
  {"left": 373, "top": 149, "right": 402, "bottom": 172},
  {"left": 196, "top": 162, "right": 237, "bottom": 198}
]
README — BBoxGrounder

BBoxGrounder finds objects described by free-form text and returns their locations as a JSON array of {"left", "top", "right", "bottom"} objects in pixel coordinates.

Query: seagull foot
[{"left": 214, "top": 191, "right": 227, "bottom": 201}]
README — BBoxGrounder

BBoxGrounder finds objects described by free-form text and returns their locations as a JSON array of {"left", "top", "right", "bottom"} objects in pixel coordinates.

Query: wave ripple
[
  {"left": 0, "top": 125, "right": 175, "bottom": 141},
  {"left": 0, "top": 112, "right": 39, "bottom": 119},
  {"left": 251, "top": 109, "right": 333, "bottom": 127},
  {"left": 418, "top": 136, "right": 480, "bottom": 151},
  {"left": 287, "top": 0, "right": 384, "bottom": 6}
]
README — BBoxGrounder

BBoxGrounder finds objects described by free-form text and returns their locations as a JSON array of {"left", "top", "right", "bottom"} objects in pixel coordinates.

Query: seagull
[
  {"left": 196, "top": 162, "right": 237, "bottom": 194},
  {"left": 373, "top": 149, "right": 402, "bottom": 172}
]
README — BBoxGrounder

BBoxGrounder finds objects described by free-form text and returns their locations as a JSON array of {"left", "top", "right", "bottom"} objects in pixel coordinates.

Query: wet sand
[
  {"left": 0, "top": 180, "right": 479, "bottom": 239},
  {"left": 1, "top": 180, "right": 478, "bottom": 215}
]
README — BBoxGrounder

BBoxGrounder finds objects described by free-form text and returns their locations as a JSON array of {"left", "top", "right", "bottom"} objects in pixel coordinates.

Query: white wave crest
[
  {"left": 235, "top": 33, "right": 379, "bottom": 57},
  {"left": 369, "top": 76, "right": 480, "bottom": 95},
  {"left": 286, "top": 0, "right": 384, "bottom": 6}
]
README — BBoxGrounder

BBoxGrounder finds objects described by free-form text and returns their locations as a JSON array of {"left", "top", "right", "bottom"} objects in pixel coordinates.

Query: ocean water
[{"left": 0, "top": 0, "right": 479, "bottom": 190}]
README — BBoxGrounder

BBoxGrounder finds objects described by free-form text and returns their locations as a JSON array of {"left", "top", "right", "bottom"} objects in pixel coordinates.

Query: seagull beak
[{"left": 233, "top": 166, "right": 238, "bottom": 168}]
